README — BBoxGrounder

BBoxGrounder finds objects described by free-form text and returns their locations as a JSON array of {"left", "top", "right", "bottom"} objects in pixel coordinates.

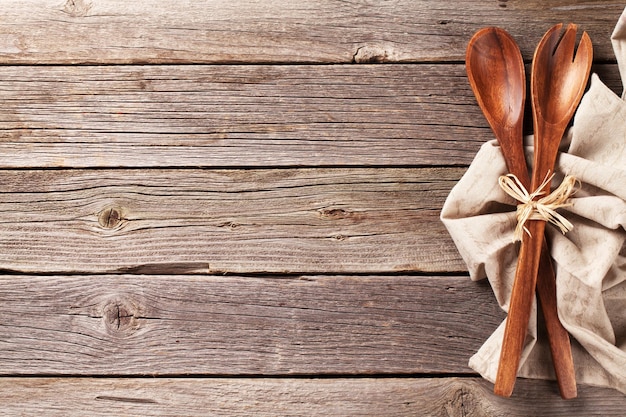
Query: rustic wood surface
[
  {"left": 0, "top": 0, "right": 624, "bottom": 415},
  {"left": 0, "top": 64, "right": 485, "bottom": 168},
  {"left": 0, "top": 274, "right": 501, "bottom": 375},
  {"left": 0, "top": 0, "right": 622, "bottom": 64},
  {"left": 0, "top": 168, "right": 463, "bottom": 274},
  {"left": 1, "top": 377, "right": 625, "bottom": 417}
]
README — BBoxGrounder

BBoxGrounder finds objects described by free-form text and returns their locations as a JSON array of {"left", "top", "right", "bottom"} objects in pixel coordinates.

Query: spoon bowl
[
  {"left": 466, "top": 27, "right": 526, "bottom": 130},
  {"left": 465, "top": 27, "right": 527, "bottom": 183}
]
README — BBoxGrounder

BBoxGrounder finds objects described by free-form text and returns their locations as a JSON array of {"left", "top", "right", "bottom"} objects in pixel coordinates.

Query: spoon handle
[{"left": 536, "top": 242, "right": 577, "bottom": 399}]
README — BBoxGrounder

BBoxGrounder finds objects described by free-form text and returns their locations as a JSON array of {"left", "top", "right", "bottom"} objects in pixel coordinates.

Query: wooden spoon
[
  {"left": 495, "top": 23, "right": 592, "bottom": 398},
  {"left": 466, "top": 27, "right": 577, "bottom": 399},
  {"left": 465, "top": 28, "right": 527, "bottom": 182}
]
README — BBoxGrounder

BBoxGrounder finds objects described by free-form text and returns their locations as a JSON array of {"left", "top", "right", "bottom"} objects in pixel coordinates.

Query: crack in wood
[
  {"left": 113, "top": 304, "right": 135, "bottom": 330},
  {"left": 115, "top": 262, "right": 211, "bottom": 275},
  {"left": 95, "top": 395, "right": 157, "bottom": 404}
]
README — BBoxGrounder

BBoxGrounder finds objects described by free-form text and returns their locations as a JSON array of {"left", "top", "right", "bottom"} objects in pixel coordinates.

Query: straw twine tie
[{"left": 498, "top": 173, "right": 578, "bottom": 242}]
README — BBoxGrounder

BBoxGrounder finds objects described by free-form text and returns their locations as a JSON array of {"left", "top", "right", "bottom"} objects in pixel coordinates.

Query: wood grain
[
  {"left": 1, "top": 377, "right": 623, "bottom": 416},
  {"left": 0, "top": 64, "right": 620, "bottom": 168},
  {"left": 0, "top": 64, "right": 486, "bottom": 168},
  {"left": 1, "top": 1, "right": 624, "bottom": 413},
  {"left": 0, "top": 167, "right": 465, "bottom": 274},
  {"left": 0, "top": 0, "right": 621, "bottom": 64},
  {"left": 0, "top": 274, "right": 503, "bottom": 375}
]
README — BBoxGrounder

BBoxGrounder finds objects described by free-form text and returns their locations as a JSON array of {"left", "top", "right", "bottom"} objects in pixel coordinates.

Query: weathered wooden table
[{"left": 0, "top": 1, "right": 624, "bottom": 415}]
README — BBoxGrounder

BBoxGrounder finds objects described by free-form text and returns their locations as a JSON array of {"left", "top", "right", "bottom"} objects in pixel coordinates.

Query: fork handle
[{"left": 495, "top": 219, "right": 545, "bottom": 397}]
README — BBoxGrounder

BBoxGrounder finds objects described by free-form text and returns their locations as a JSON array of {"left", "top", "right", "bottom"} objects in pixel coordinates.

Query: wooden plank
[
  {"left": 0, "top": 64, "right": 620, "bottom": 168},
  {"left": 0, "top": 274, "right": 503, "bottom": 375},
  {"left": 0, "top": 167, "right": 465, "bottom": 274},
  {"left": 0, "top": 64, "right": 486, "bottom": 168},
  {"left": 1, "top": 377, "right": 624, "bottom": 416},
  {"left": 0, "top": 1, "right": 621, "bottom": 64}
]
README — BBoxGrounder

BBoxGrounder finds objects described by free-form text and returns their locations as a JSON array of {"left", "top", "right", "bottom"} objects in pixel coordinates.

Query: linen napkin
[{"left": 440, "top": 9, "right": 626, "bottom": 394}]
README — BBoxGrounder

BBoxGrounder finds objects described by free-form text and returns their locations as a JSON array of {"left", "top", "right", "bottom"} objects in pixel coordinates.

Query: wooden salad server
[
  {"left": 466, "top": 27, "right": 577, "bottom": 399},
  {"left": 494, "top": 23, "right": 592, "bottom": 398}
]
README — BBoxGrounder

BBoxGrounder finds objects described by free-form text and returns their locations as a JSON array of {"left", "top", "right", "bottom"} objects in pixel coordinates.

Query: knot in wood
[
  {"left": 352, "top": 45, "right": 391, "bottom": 64},
  {"left": 103, "top": 299, "right": 139, "bottom": 334},
  {"left": 444, "top": 385, "right": 475, "bottom": 415},
  {"left": 319, "top": 208, "right": 348, "bottom": 219},
  {"left": 62, "top": 0, "right": 93, "bottom": 17},
  {"left": 318, "top": 207, "right": 364, "bottom": 223},
  {"left": 98, "top": 206, "right": 123, "bottom": 229}
]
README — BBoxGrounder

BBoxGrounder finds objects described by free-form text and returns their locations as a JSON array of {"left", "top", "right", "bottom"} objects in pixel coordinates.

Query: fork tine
[
  {"left": 574, "top": 31, "right": 593, "bottom": 64},
  {"left": 550, "top": 23, "right": 568, "bottom": 55},
  {"left": 539, "top": 23, "right": 563, "bottom": 56},
  {"left": 555, "top": 23, "right": 578, "bottom": 59}
]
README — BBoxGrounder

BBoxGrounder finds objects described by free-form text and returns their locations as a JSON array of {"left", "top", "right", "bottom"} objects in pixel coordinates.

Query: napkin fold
[{"left": 441, "top": 9, "right": 626, "bottom": 394}]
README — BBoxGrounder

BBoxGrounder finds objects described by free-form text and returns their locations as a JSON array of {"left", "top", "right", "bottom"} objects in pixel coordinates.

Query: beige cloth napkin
[{"left": 441, "top": 10, "right": 626, "bottom": 394}]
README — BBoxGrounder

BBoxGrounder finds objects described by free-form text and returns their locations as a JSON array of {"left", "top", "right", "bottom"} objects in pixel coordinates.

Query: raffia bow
[{"left": 498, "top": 173, "right": 578, "bottom": 242}]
